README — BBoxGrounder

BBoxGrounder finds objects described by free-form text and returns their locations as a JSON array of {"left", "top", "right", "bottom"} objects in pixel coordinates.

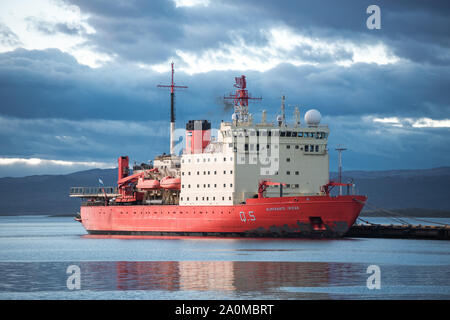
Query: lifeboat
[
  {"left": 136, "top": 178, "right": 160, "bottom": 190},
  {"left": 160, "top": 176, "right": 181, "bottom": 190}
]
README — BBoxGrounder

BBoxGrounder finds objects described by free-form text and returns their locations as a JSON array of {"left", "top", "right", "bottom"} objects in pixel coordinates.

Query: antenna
[
  {"left": 281, "top": 95, "right": 286, "bottom": 126},
  {"left": 224, "top": 75, "right": 262, "bottom": 124},
  {"left": 335, "top": 146, "right": 347, "bottom": 196},
  {"left": 157, "top": 62, "right": 188, "bottom": 155},
  {"left": 288, "top": 104, "right": 301, "bottom": 127}
]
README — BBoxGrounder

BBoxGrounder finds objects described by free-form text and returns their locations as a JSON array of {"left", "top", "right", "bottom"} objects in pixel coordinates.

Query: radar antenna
[{"left": 224, "top": 75, "right": 262, "bottom": 124}]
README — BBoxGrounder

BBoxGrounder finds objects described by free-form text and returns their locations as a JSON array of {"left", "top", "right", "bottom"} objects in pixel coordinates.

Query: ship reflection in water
[{"left": 76, "top": 260, "right": 364, "bottom": 299}]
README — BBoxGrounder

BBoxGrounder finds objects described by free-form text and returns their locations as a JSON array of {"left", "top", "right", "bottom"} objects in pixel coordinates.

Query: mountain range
[{"left": 0, "top": 167, "right": 449, "bottom": 216}]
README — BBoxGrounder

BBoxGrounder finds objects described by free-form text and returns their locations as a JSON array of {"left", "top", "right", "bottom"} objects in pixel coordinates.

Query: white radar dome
[{"left": 304, "top": 109, "right": 322, "bottom": 126}]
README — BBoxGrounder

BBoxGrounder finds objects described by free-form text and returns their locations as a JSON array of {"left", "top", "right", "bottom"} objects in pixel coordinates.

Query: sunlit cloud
[
  {"left": 0, "top": 157, "right": 113, "bottom": 168},
  {"left": 0, "top": 0, "right": 111, "bottom": 68},
  {"left": 372, "top": 117, "right": 450, "bottom": 128},
  {"left": 411, "top": 118, "right": 450, "bottom": 128},
  {"left": 147, "top": 27, "right": 400, "bottom": 74},
  {"left": 173, "top": 0, "right": 211, "bottom": 8}
]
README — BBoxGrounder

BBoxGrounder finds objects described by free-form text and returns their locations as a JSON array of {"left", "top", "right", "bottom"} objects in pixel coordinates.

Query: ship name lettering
[{"left": 266, "top": 207, "right": 285, "bottom": 212}]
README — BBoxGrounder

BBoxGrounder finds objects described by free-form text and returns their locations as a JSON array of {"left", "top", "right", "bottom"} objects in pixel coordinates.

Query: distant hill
[
  {"left": 330, "top": 167, "right": 450, "bottom": 211},
  {"left": 0, "top": 167, "right": 449, "bottom": 216},
  {"left": 0, "top": 168, "right": 116, "bottom": 215}
]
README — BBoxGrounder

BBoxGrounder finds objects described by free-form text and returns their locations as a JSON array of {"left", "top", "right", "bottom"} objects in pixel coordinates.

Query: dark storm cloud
[
  {"left": 0, "top": 1, "right": 449, "bottom": 175},
  {"left": 66, "top": 0, "right": 450, "bottom": 67},
  {"left": 67, "top": 0, "right": 276, "bottom": 64},
  {"left": 0, "top": 46, "right": 448, "bottom": 172},
  {"left": 0, "top": 48, "right": 168, "bottom": 120},
  {"left": 1, "top": 47, "right": 449, "bottom": 122},
  {"left": 254, "top": 62, "right": 450, "bottom": 120}
]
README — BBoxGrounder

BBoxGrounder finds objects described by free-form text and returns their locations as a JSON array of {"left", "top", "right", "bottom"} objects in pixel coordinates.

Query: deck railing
[{"left": 69, "top": 186, "right": 119, "bottom": 197}]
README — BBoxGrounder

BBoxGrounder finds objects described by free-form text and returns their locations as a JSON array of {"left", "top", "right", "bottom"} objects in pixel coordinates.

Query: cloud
[
  {"left": 0, "top": 23, "right": 22, "bottom": 47},
  {"left": 0, "top": 1, "right": 449, "bottom": 176},
  {"left": 149, "top": 27, "right": 399, "bottom": 75},
  {"left": 0, "top": 157, "right": 114, "bottom": 177},
  {"left": 324, "top": 115, "right": 450, "bottom": 171},
  {"left": 372, "top": 116, "right": 450, "bottom": 128},
  {"left": 0, "top": 0, "right": 107, "bottom": 68},
  {"left": 0, "top": 115, "right": 170, "bottom": 162},
  {"left": 173, "top": 0, "right": 210, "bottom": 8}
]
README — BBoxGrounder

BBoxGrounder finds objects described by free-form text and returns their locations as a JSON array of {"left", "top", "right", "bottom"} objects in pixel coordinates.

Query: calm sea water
[{"left": 0, "top": 215, "right": 449, "bottom": 300}]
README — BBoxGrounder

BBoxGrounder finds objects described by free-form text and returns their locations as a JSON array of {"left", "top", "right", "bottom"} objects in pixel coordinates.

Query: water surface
[{"left": 0, "top": 216, "right": 449, "bottom": 299}]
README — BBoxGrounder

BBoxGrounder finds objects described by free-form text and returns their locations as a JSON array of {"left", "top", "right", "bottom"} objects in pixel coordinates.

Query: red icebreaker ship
[{"left": 71, "top": 68, "right": 366, "bottom": 238}]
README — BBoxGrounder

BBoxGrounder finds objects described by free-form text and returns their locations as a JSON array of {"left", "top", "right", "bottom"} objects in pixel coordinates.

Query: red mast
[
  {"left": 224, "top": 75, "right": 261, "bottom": 123},
  {"left": 157, "top": 62, "right": 188, "bottom": 155}
]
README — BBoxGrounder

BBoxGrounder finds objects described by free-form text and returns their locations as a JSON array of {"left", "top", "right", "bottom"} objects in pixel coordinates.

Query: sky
[{"left": 0, "top": 0, "right": 449, "bottom": 177}]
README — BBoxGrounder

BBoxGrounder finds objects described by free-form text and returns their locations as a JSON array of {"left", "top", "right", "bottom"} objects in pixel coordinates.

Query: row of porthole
[{"left": 112, "top": 211, "right": 233, "bottom": 215}]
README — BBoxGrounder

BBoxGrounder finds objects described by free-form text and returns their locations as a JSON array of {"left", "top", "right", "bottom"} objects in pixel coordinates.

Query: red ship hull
[{"left": 81, "top": 195, "right": 367, "bottom": 238}]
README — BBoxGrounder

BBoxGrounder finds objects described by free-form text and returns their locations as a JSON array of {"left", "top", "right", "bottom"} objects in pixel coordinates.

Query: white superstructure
[{"left": 179, "top": 109, "right": 330, "bottom": 206}]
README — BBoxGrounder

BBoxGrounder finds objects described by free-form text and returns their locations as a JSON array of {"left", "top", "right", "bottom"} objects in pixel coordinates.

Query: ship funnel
[
  {"left": 118, "top": 156, "right": 129, "bottom": 182},
  {"left": 185, "top": 120, "right": 211, "bottom": 154}
]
